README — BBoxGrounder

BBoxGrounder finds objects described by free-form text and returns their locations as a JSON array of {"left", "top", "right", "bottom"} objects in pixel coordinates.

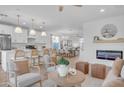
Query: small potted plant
[{"left": 57, "top": 57, "right": 69, "bottom": 77}]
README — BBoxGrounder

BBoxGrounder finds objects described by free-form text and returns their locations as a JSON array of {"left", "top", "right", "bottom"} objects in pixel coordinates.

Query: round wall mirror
[{"left": 101, "top": 24, "right": 117, "bottom": 38}]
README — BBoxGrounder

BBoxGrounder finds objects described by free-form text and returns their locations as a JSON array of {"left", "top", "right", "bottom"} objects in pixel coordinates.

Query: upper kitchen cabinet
[
  {"left": 0, "top": 24, "right": 13, "bottom": 35},
  {"left": 35, "top": 31, "right": 42, "bottom": 43},
  {"left": 41, "top": 36, "right": 47, "bottom": 43},
  {"left": 35, "top": 31, "right": 47, "bottom": 44},
  {"left": 11, "top": 28, "right": 28, "bottom": 43}
]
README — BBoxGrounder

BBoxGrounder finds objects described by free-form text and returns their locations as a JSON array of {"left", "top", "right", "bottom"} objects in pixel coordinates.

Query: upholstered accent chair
[
  {"left": 43, "top": 55, "right": 56, "bottom": 72},
  {"left": 42, "top": 49, "right": 56, "bottom": 72},
  {"left": 7, "top": 59, "right": 42, "bottom": 87},
  {"left": 91, "top": 64, "right": 106, "bottom": 79},
  {"left": 76, "top": 61, "right": 89, "bottom": 74}
]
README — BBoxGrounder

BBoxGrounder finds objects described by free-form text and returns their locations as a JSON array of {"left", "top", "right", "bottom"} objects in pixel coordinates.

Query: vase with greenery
[{"left": 57, "top": 57, "right": 69, "bottom": 77}]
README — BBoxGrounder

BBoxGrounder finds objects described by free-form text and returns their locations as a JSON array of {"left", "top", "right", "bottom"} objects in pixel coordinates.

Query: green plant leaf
[{"left": 57, "top": 57, "right": 69, "bottom": 65}]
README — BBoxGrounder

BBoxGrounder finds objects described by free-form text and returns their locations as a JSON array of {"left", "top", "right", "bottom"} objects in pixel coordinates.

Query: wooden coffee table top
[{"left": 48, "top": 70, "right": 86, "bottom": 87}]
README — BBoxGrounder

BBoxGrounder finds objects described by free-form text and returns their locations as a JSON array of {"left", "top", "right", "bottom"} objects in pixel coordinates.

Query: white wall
[{"left": 80, "top": 15, "right": 124, "bottom": 67}]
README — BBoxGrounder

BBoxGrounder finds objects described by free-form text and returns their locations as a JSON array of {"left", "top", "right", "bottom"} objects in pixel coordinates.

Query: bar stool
[{"left": 31, "top": 49, "right": 39, "bottom": 66}]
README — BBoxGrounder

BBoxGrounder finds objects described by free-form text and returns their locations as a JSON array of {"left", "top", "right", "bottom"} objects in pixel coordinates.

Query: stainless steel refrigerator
[{"left": 0, "top": 34, "right": 11, "bottom": 50}]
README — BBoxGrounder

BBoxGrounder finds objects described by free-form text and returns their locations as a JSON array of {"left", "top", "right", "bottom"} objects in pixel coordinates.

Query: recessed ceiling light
[{"left": 100, "top": 9, "right": 105, "bottom": 13}]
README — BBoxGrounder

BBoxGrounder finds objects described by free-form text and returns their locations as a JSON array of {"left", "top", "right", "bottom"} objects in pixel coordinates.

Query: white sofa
[{"left": 102, "top": 58, "right": 124, "bottom": 87}]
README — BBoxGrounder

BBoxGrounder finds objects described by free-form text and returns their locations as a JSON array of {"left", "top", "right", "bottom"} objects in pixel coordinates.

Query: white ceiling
[{"left": 0, "top": 5, "right": 124, "bottom": 35}]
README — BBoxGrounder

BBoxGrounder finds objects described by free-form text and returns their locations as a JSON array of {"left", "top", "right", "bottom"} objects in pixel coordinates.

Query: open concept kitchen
[{"left": 0, "top": 5, "right": 124, "bottom": 87}]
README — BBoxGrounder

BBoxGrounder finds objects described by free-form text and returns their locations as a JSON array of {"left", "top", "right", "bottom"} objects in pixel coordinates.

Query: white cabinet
[
  {"left": 35, "top": 31, "right": 42, "bottom": 43},
  {"left": 0, "top": 24, "right": 48, "bottom": 44},
  {"left": 11, "top": 28, "right": 28, "bottom": 43},
  {"left": 0, "top": 24, "right": 28, "bottom": 43},
  {"left": 41, "top": 36, "right": 47, "bottom": 43},
  {"left": 35, "top": 31, "right": 47, "bottom": 44},
  {"left": 0, "top": 24, "right": 13, "bottom": 35}
]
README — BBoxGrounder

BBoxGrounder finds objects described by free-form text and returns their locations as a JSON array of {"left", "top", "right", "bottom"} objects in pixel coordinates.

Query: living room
[{"left": 0, "top": 0, "right": 124, "bottom": 92}]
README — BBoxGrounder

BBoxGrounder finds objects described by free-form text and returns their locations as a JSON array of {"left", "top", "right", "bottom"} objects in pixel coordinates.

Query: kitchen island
[{"left": 0, "top": 49, "right": 44, "bottom": 72}]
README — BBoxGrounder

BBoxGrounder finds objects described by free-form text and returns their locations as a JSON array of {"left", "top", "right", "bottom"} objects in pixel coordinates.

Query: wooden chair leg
[{"left": 40, "top": 81, "right": 42, "bottom": 87}]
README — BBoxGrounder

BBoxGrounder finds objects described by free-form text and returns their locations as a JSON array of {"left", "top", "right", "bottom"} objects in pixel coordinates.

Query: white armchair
[
  {"left": 43, "top": 55, "right": 56, "bottom": 72},
  {"left": 7, "top": 59, "right": 42, "bottom": 87}
]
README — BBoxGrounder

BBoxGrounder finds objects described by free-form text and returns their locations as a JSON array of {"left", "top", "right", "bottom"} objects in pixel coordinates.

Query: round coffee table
[{"left": 47, "top": 70, "right": 86, "bottom": 87}]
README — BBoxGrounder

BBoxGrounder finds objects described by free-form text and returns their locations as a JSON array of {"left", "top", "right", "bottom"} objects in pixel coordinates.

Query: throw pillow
[
  {"left": 16, "top": 60, "right": 29, "bottom": 75},
  {"left": 121, "top": 66, "right": 124, "bottom": 78},
  {"left": 112, "top": 58, "right": 124, "bottom": 77}
]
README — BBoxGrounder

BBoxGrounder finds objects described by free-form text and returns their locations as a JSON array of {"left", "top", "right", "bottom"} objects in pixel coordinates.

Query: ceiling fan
[{"left": 58, "top": 5, "right": 83, "bottom": 12}]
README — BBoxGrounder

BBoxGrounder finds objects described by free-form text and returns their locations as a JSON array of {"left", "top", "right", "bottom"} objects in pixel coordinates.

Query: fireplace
[{"left": 96, "top": 50, "right": 123, "bottom": 60}]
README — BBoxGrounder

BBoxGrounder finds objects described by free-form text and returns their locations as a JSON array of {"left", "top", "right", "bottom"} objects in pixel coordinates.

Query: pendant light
[
  {"left": 15, "top": 15, "right": 22, "bottom": 33},
  {"left": 41, "top": 27, "right": 47, "bottom": 36},
  {"left": 41, "top": 31, "right": 47, "bottom": 36},
  {"left": 29, "top": 19, "right": 36, "bottom": 35}
]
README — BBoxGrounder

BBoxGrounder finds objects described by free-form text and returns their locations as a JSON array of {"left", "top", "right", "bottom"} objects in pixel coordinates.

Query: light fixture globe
[
  {"left": 29, "top": 29, "right": 36, "bottom": 35},
  {"left": 29, "top": 18, "right": 36, "bottom": 36},
  {"left": 15, "top": 26, "right": 22, "bottom": 33},
  {"left": 15, "top": 15, "right": 22, "bottom": 33},
  {"left": 41, "top": 31, "right": 47, "bottom": 36}
]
